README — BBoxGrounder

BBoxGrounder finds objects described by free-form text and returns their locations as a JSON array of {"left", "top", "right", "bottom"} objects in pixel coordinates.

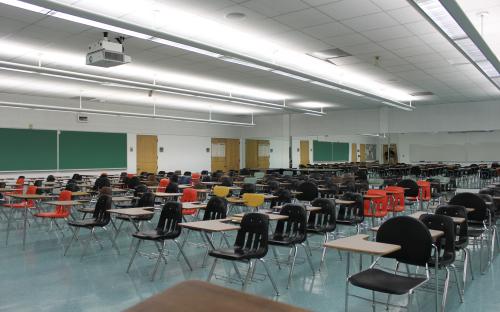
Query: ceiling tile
[
  {"left": 342, "top": 12, "right": 399, "bottom": 32},
  {"left": 274, "top": 8, "right": 332, "bottom": 29},
  {"left": 241, "top": 0, "right": 309, "bottom": 17},
  {"left": 272, "top": 30, "right": 331, "bottom": 52},
  {"left": 369, "top": 0, "right": 409, "bottom": 11},
  {"left": 302, "top": 21, "right": 352, "bottom": 39},
  {"left": 363, "top": 25, "right": 413, "bottom": 41},
  {"left": 323, "top": 32, "right": 371, "bottom": 47},
  {"left": 378, "top": 36, "right": 425, "bottom": 50},
  {"left": 319, "top": 0, "right": 381, "bottom": 20},
  {"left": 386, "top": 6, "right": 424, "bottom": 24}
]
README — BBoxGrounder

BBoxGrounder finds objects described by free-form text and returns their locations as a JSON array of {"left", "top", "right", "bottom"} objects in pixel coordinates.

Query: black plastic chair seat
[
  {"left": 116, "top": 214, "right": 153, "bottom": 221},
  {"left": 132, "top": 230, "right": 178, "bottom": 241},
  {"left": 269, "top": 234, "right": 305, "bottom": 246},
  {"left": 467, "top": 227, "right": 485, "bottom": 237},
  {"left": 337, "top": 219, "right": 362, "bottom": 225},
  {"left": 350, "top": 268, "right": 426, "bottom": 295},
  {"left": 306, "top": 225, "right": 329, "bottom": 233},
  {"left": 208, "top": 247, "right": 259, "bottom": 261},
  {"left": 68, "top": 219, "right": 104, "bottom": 228}
]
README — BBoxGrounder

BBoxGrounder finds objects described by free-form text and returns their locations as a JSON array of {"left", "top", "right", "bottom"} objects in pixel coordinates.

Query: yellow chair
[
  {"left": 213, "top": 186, "right": 230, "bottom": 198},
  {"left": 242, "top": 193, "right": 265, "bottom": 211}
]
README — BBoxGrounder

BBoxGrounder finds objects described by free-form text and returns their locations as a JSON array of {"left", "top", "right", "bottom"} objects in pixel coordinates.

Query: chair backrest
[
  {"left": 385, "top": 186, "right": 405, "bottom": 209},
  {"left": 55, "top": 190, "right": 72, "bottom": 216},
  {"left": 181, "top": 188, "right": 197, "bottom": 202},
  {"left": 273, "top": 188, "right": 292, "bottom": 206},
  {"left": 477, "top": 193, "right": 495, "bottom": 224},
  {"left": 92, "top": 194, "right": 112, "bottom": 226},
  {"left": 191, "top": 173, "right": 201, "bottom": 185},
  {"left": 165, "top": 182, "right": 179, "bottom": 193},
  {"left": 242, "top": 193, "right": 265, "bottom": 208},
  {"left": 363, "top": 189, "right": 388, "bottom": 216},
  {"left": 419, "top": 214, "right": 456, "bottom": 263},
  {"left": 309, "top": 198, "right": 336, "bottom": 232},
  {"left": 213, "top": 186, "right": 230, "bottom": 198},
  {"left": 137, "top": 192, "right": 155, "bottom": 207},
  {"left": 94, "top": 176, "right": 111, "bottom": 191},
  {"left": 178, "top": 175, "right": 192, "bottom": 185},
  {"left": 240, "top": 183, "right": 256, "bottom": 195},
  {"left": 297, "top": 181, "right": 319, "bottom": 201},
  {"left": 157, "top": 178, "right": 170, "bottom": 192},
  {"left": 65, "top": 179, "right": 80, "bottom": 192},
  {"left": 283, "top": 170, "right": 293, "bottom": 176},
  {"left": 449, "top": 192, "right": 487, "bottom": 223},
  {"left": 376, "top": 216, "right": 432, "bottom": 266},
  {"left": 156, "top": 201, "right": 182, "bottom": 238},
  {"left": 397, "top": 179, "right": 419, "bottom": 197},
  {"left": 337, "top": 192, "right": 364, "bottom": 222},
  {"left": 26, "top": 185, "right": 37, "bottom": 195},
  {"left": 267, "top": 180, "right": 280, "bottom": 192},
  {"left": 134, "top": 184, "right": 148, "bottom": 197},
  {"left": 435, "top": 204, "right": 468, "bottom": 246},
  {"left": 417, "top": 180, "right": 431, "bottom": 200},
  {"left": 203, "top": 196, "right": 227, "bottom": 220},
  {"left": 254, "top": 172, "right": 265, "bottom": 179},
  {"left": 273, "top": 204, "right": 307, "bottom": 244},
  {"left": 59, "top": 190, "right": 72, "bottom": 201},
  {"left": 46, "top": 175, "right": 55, "bottom": 182},
  {"left": 234, "top": 213, "right": 269, "bottom": 258}
]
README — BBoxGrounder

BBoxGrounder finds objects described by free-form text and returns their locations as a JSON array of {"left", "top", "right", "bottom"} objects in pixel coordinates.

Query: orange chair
[
  {"left": 363, "top": 190, "right": 388, "bottom": 223},
  {"left": 191, "top": 172, "right": 201, "bottom": 186},
  {"left": 35, "top": 190, "right": 72, "bottom": 233},
  {"left": 385, "top": 186, "right": 405, "bottom": 214},
  {"left": 157, "top": 178, "right": 170, "bottom": 192},
  {"left": 5, "top": 176, "right": 25, "bottom": 196},
  {"left": 416, "top": 180, "right": 431, "bottom": 209},
  {"left": 4, "top": 185, "right": 38, "bottom": 209},
  {"left": 181, "top": 188, "right": 198, "bottom": 216}
]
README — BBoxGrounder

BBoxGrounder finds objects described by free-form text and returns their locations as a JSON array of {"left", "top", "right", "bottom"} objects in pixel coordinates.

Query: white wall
[{"left": 157, "top": 135, "right": 211, "bottom": 173}]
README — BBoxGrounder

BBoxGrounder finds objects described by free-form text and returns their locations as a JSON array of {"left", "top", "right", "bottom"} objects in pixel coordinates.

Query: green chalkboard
[
  {"left": 332, "top": 142, "right": 349, "bottom": 161},
  {"left": 313, "top": 140, "right": 333, "bottom": 162},
  {"left": 313, "top": 140, "right": 349, "bottom": 162},
  {"left": 0, "top": 128, "right": 58, "bottom": 171},
  {"left": 59, "top": 131, "right": 127, "bottom": 169}
]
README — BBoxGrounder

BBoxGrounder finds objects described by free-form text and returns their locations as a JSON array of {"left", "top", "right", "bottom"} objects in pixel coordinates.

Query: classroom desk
[
  {"left": 335, "top": 199, "right": 356, "bottom": 205},
  {"left": 108, "top": 208, "right": 155, "bottom": 233},
  {"left": 45, "top": 200, "right": 88, "bottom": 219},
  {"left": 178, "top": 184, "right": 192, "bottom": 189},
  {"left": 323, "top": 234, "right": 401, "bottom": 289},
  {"left": 363, "top": 194, "right": 384, "bottom": 226},
  {"left": 71, "top": 191, "right": 90, "bottom": 197},
  {"left": 227, "top": 197, "right": 247, "bottom": 204},
  {"left": 231, "top": 212, "right": 288, "bottom": 222},
  {"left": 6, "top": 194, "right": 54, "bottom": 249},
  {"left": 124, "top": 280, "right": 310, "bottom": 312},
  {"left": 273, "top": 205, "right": 322, "bottom": 212}
]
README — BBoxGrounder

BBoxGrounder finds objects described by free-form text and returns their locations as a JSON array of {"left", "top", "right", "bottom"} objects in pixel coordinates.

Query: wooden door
[
  {"left": 211, "top": 138, "right": 240, "bottom": 172},
  {"left": 359, "top": 144, "right": 366, "bottom": 162},
  {"left": 300, "top": 140, "right": 309, "bottom": 165},
  {"left": 245, "top": 139, "right": 269, "bottom": 169},
  {"left": 351, "top": 143, "right": 357, "bottom": 162},
  {"left": 136, "top": 135, "right": 158, "bottom": 174}
]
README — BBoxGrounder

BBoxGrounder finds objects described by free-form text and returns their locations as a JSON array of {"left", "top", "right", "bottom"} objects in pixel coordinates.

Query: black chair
[
  {"left": 269, "top": 204, "right": 314, "bottom": 288},
  {"left": 308, "top": 198, "right": 336, "bottom": 269},
  {"left": 64, "top": 194, "right": 118, "bottom": 259},
  {"left": 207, "top": 213, "right": 279, "bottom": 295},
  {"left": 197, "top": 196, "right": 229, "bottom": 266},
  {"left": 347, "top": 216, "right": 433, "bottom": 311},
  {"left": 93, "top": 175, "right": 111, "bottom": 191},
  {"left": 46, "top": 175, "right": 56, "bottom": 182},
  {"left": 397, "top": 179, "right": 419, "bottom": 209},
  {"left": 336, "top": 192, "right": 364, "bottom": 234},
  {"left": 220, "top": 176, "right": 233, "bottom": 187},
  {"left": 240, "top": 183, "right": 256, "bottom": 195},
  {"left": 477, "top": 193, "right": 499, "bottom": 262},
  {"left": 296, "top": 181, "right": 319, "bottom": 203},
  {"left": 127, "top": 201, "right": 192, "bottom": 281},
  {"left": 267, "top": 180, "right": 280, "bottom": 193},
  {"left": 449, "top": 192, "right": 490, "bottom": 273},
  {"left": 436, "top": 205, "right": 472, "bottom": 293},
  {"left": 271, "top": 188, "right": 292, "bottom": 209},
  {"left": 419, "top": 214, "right": 463, "bottom": 310},
  {"left": 165, "top": 182, "right": 179, "bottom": 193}
]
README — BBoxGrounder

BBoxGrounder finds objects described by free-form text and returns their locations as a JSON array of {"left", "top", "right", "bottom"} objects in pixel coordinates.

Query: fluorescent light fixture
[
  {"left": 338, "top": 89, "right": 363, "bottom": 96},
  {"left": 271, "top": 70, "right": 311, "bottom": 82},
  {"left": 410, "top": 0, "right": 500, "bottom": 90},
  {"left": 303, "top": 112, "right": 324, "bottom": 117},
  {"left": 361, "top": 133, "right": 381, "bottom": 137},
  {"left": 0, "top": 100, "right": 255, "bottom": 126},
  {"left": 294, "top": 101, "right": 333, "bottom": 109},
  {"left": 381, "top": 101, "right": 413, "bottom": 111},
  {"left": 218, "top": 56, "right": 271, "bottom": 71},
  {"left": 310, "top": 81, "right": 340, "bottom": 90},
  {"left": 149, "top": 37, "right": 222, "bottom": 58}
]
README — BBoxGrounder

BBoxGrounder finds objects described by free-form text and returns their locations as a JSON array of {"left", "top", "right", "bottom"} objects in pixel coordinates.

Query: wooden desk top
[
  {"left": 154, "top": 192, "right": 183, "bottom": 197},
  {"left": 466, "top": 208, "right": 475, "bottom": 212},
  {"left": 46, "top": 200, "right": 87, "bottom": 206},
  {"left": 195, "top": 189, "right": 211, "bottom": 193},
  {"left": 178, "top": 184, "right": 192, "bottom": 189},
  {"left": 273, "top": 205, "right": 321, "bottom": 212},
  {"left": 180, "top": 219, "right": 240, "bottom": 232},
  {"left": 410, "top": 211, "right": 465, "bottom": 224},
  {"left": 363, "top": 194, "right": 384, "bottom": 200},
  {"left": 323, "top": 234, "right": 401, "bottom": 256},
  {"left": 227, "top": 197, "right": 248, "bottom": 204},
  {"left": 182, "top": 202, "right": 207, "bottom": 210},
  {"left": 112, "top": 196, "right": 134, "bottom": 202},
  {"left": 108, "top": 208, "right": 155, "bottom": 217},
  {"left": 201, "top": 181, "right": 222, "bottom": 185},
  {"left": 0, "top": 188, "right": 14, "bottom": 192},
  {"left": 263, "top": 194, "right": 278, "bottom": 200},
  {"left": 124, "top": 280, "right": 310, "bottom": 312},
  {"left": 112, "top": 188, "right": 128, "bottom": 193},
  {"left": 232, "top": 213, "right": 288, "bottom": 221},
  {"left": 371, "top": 226, "right": 444, "bottom": 240},
  {"left": 336, "top": 199, "right": 356, "bottom": 205},
  {"left": 71, "top": 191, "right": 90, "bottom": 196},
  {"left": 8, "top": 194, "right": 54, "bottom": 200}
]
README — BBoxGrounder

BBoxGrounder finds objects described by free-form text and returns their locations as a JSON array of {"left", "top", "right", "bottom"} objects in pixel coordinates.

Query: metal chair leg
[
  {"left": 207, "top": 258, "right": 218, "bottom": 282},
  {"left": 174, "top": 239, "right": 193, "bottom": 271},
  {"left": 287, "top": 245, "right": 298, "bottom": 289},
  {"left": 64, "top": 227, "right": 79, "bottom": 256},
  {"left": 451, "top": 264, "right": 464, "bottom": 303},
  {"left": 271, "top": 246, "right": 281, "bottom": 270},
  {"left": 242, "top": 260, "right": 254, "bottom": 292},
  {"left": 302, "top": 243, "right": 315, "bottom": 273},
  {"left": 80, "top": 228, "right": 94, "bottom": 261},
  {"left": 442, "top": 267, "right": 450, "bottom": 312},
  {"left": 259, "top": 258, "right": 280, "bottom": 296},
  {"left": 127, "top": 239, "right": 142, "bottom": 273},
  {"left": 151, "top": 241, "right": 166, "bottom": 281},
  {"left": 319, "top": 233, "right": 328, "bottom": 270}
]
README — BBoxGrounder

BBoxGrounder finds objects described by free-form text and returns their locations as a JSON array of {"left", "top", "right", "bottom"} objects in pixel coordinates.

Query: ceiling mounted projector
[{"left": 86, "top": 32, "right": 131, "bottom": 68}]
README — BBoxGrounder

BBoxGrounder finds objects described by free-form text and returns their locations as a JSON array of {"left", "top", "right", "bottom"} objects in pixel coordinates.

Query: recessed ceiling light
[
  {"left": 308, "top": 48, "right": 352, "bottom": 60},
  {"left": 225, "top": 12, "right": 246, "bottom": 20},
  {"left": 294, "top": 101, "right": 334, "bottom": 109}
]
